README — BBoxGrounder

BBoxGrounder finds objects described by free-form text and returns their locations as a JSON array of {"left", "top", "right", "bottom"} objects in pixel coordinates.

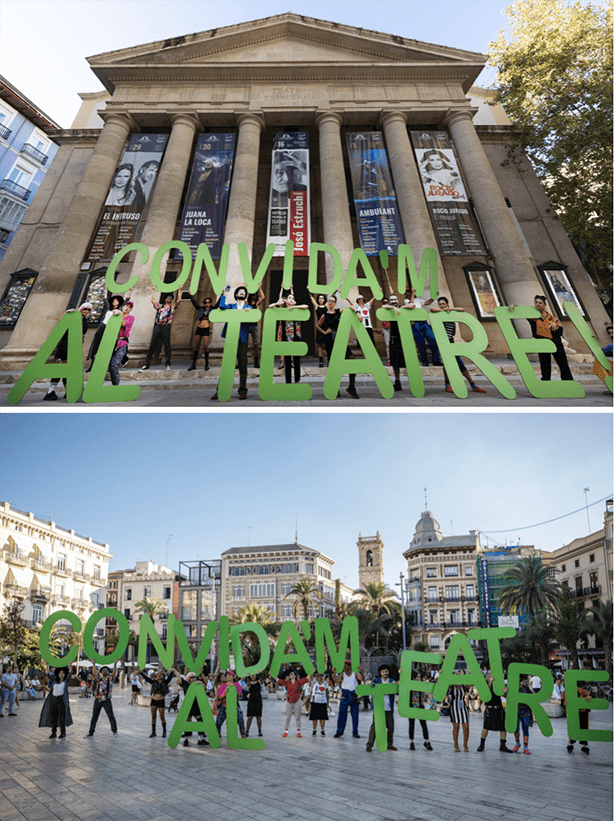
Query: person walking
[
  {"left": 38, "top": 667, "right": 73, "bottom": 738},
  {"left": 84, "top": 662, "right": 119, "bottom": 738}
]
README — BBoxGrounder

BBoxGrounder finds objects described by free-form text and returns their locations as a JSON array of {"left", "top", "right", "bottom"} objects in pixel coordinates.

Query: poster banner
[
  {"left": 84, "top": 133, "right": 169, "bottom": 264},
  {"left": 177, "top": 133, "right": 236, "bottom": 259},
  {"left": 410, "top": 131, "right": 486, "bottom": 256},
  {"left": 266, "top": 132, "right": 310, "bottom": 257},
  {"left": 345, "top": 132, "right": 405, "bottom": 257}
]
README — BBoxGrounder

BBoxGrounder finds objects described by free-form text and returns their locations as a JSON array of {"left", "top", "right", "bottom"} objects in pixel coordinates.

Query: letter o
[
  {"left": 83, "top": 608, "right": 130, "bottom": 664},
  {"left": 39, "top": 610, "right": 82, "bottom": 667}
]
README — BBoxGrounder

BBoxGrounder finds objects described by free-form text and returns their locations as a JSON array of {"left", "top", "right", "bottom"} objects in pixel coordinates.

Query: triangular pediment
[{"left": 88, "top": 12, "right": 486, "bottom": 91}]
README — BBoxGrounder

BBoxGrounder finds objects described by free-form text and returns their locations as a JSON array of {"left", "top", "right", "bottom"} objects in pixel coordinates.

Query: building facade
[
  {"left": 0, "top": 13, "right": 609, "bottom": 369},
  {"left": 357, "top": 531, "right": 385, "bottom": 589},
  {"left": 403, "top": 510, "right": 481, "bottom": 652},
  {"left": 0, "top": 501, "right": 110, "bottom": 654},
  {"left": 0, "top": 76, "right": 59, "bottom": 315},
  {"left": 477, "top": 545, "right": 545, "bottom": 630},
  {"left": 177, "top": 559, "right": 221, "bottom": 665}
]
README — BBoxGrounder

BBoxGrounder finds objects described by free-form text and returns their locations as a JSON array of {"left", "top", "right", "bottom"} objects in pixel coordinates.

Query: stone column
[
  {"left": 127, "top": 112, "right": 200, "bottom": 351},
  {"left": 223, "top": 112, "right": 265, "bottom": 287},
  {"left": 444, "top": 109, "right": 541, "bottom": 309},
  {"left": 2, "top": 112, "right": 134, "bottom": 368},
  {"left": 380, "top": 111, "right": 450, "bottom": 297},
  {"left": 316, "top": 112, "right": 354, "bottom": 286}
]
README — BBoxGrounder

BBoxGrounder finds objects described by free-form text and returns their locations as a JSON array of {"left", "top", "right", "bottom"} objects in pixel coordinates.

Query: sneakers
[
  {"left": 581, "top": 746, "right": 590, "bottom": 755},
  {"left": 140, "top": 364, "right": 150, "bottom": 371},
  {"left": 523, "top": 747, "right": 531, "bottom": 754},
  {"left": 567, "top": 744, "right": 574, "bottom": 753},
  {"left": 424, "top": 741, "right": 432, "bottom": 751},
  {"left": 282, "top": 731, "right": 288, "bottom": 738},
  {"left": 333, "top": 732, "right": 343, "bottom": 738},
  {"left": 409, "top": 742, "right": 415, "bottom": 751},
  {"left": 197, "top": 738, "right": 210, "bottom": 746},
  {"left": 471, "top": 384, "right": 487, "bottom": 393},
  {"left": 296, "top": 731, "right": 302, "bottom": 738},
  {"left": 113, "top": 733, "right": 118, "bottom": 737},
  {"left": 321, "top": 731, "right": 325, "bottom": 736},
  {"left": 445, "top": 385, "right": 454, "bottom": 392},
  {"left": 183, "top": 739, "right": 189, "bottom": 746},
  {"left": 43, "top": 391, "right": 58, "bottom": 401},
  {"left": 165, "top": 365, "right": 171, "bottom": 371},
  {"left": 352, "top": 734, "right": 361, "bottom": 739},
  {"left": 513, "top": 744, "right": 520, "bottom": 752},
  {"left": 84, "top": 733, "right": 94, "bottom": 738},
  {"left": 312, "top": 730, "right": 317, "bottom": 736}
]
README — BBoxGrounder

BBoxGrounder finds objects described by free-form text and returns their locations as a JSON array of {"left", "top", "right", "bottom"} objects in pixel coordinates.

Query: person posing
[
  {"left": 213, "top": 670, "right": 247, "bottom": 738},
  {"left": 187, "top": 294, "right": 215, "bottom": 371},
  {"left": 129, "top": 669, "right": 141, "bottom": 705},
  {"left": 445, "top": 682, "right": 470, "bottom": 752},
  {"left": 308, "top": 672, "right": 331, "bottom": 736},
  {"left": 246, "top": 286, "right": 265, "bottom": 368},
  {"left": 476, "top": 675, "right": 513, "bottom": 753},
  {"left": 178, "top": 672, "right": 210, "bottom": 747},
  {"left": 564, "top": 683, "right": 591, "bottom": 755},
  {"left": 269, "top": 288, "right": 309, "bottom": 384},
  {"left": 511, "top": 295, "right": 574, "bottom": 381},
  {"left": 380, "top": 294, "right": 404, "bottom": 391},
  {"left": 512, "top": 679, "right": 533, "bottom": 754},
  {"left": 85, "top": 661, "right": 119, "bottom": 738},
  {"left": 38, "top": 667, "right": 73, "bottom": 739},
  {"left": 105, "top": 163, "right": 136, "bottom": 207},
  {"left": 137, "top": 666, "right": 177, "bottom": 737},
  {"left": 347, "top": 293, "right": 376, "bottom": 345},
  {"left": 42, "top": 302, "right": 93, "bottom": 401},
  {"left": 86, "top": 292, "right": 124, "bottom": 372},
  {"left": 317, "top": 295, "right": 360, "bottom": 399},
  {"left": 108, "top": 300, "right": 134, "bottom": 385},
  {"left": 279, "top": 668, "right": 309, "bottom": 737},
  {"left": 245, "top": 674, "right": 264, "bottom": 738},
  {"left": 309, "top": 293, "right": 329, "bottom": 367},
  {"left": 402, "top": 287, "right": 442, "bottom": 367},
  {"left": 408, "top": 674, "right": 434, "bottom": 751},
  {"left": 365, "top": 664, "right": 397, "bottom": 752},
  {"left": 429, "top": 296, "right": 487, "bottom": 393},
  {"left": 0, "top": 664, "right": 19, "bottom": 716},
  {"left": 333, "top": 660, "right": 364, "bottom": 738},
  {"left": 211, "top": 285, "right": 254, "bottom": 401},
  {"left": 140, "top": 291, "right": 182, "bottom": 372}
]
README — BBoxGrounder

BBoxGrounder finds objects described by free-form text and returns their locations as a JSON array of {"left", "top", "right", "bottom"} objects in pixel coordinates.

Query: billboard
[{"left": 266, "top": 132, "right": 310, "bottom": 256}]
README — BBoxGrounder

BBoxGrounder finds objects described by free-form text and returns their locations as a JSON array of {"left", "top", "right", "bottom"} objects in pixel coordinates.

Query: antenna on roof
[
  {"left": 295, "top": 516, "right": 298, "bottom": 544},
  {"left": 424, "top": 486, "right": 428, "bottom": 512}
]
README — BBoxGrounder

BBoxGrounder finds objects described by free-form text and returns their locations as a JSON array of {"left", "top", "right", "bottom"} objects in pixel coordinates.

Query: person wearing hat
[
  {"left": 84, "top": 660, "right": 119, "bottom": 738},
  {"left": 178, "top": 672, "right": 210, "bottom": 747},
  {"left": 140, "top": 289, "right": 182, "bottom": 372},
  {"left": 333, "top": 660, "right": 364, "bottom": 738},
  {"left": 365, "top": 664, "right": 397, "bottom": 752},
  {"left": 86, "top": 291, "right": 125, "bottom": 372},
  {"left": 211, "top": 284, "right": 254, "bottom": 400},
  {"left": 42, "top": 302, "right": 93, "bottom": 401}
]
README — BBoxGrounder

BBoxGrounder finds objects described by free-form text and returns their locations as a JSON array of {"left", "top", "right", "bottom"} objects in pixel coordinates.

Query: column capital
[
  {"left": 315, "top": 111, "right": 344, "bottom": 129},
  {"left": 236, "top": 112, "right": 265, "bottom": 132},
  {"left": 440, "top": 107, "right": 478, "bottom": 130},
  {"left": 98, "top": 110, "right": 138, "bottom": 131},
  {"left": 169, "top": 112, "right": 201, "bottom": 131},
  {"left": 378, "top": 110, "right": 408, "bottom": 129}
]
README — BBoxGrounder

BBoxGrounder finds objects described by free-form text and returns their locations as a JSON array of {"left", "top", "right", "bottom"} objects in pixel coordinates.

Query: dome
[{"left": 410, "top": 510, "right": 443, "bottom": 547}]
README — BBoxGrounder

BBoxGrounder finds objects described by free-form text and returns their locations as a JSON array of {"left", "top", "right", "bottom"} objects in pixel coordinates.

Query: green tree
[
  {"left": 526, "top": 612, "right": 556, "bottom": 667},
  {"left": 134, "top": 596, "right": 169, "bottom": 619},
  {"left": 230, "top": 603, "right": 281, "bottom": 671},
  {"left": 0, "top": 599, "right": 26, "bottom": 666},
  {"left": 353, "top": 581, "right": 399, "bottom": 617},
  {"left": 497, "top": 556, "right": 561, "bottom": 617},
  {"left": 584, "top": 599, "right": 613, "bottom": 678},
  {"left": 284, "top": 578, "right": 323, "bottom": 621},
  {"left": 552, "top": 588, "right": 591, "bottom": 669},
  {"left": 333, "top": 578, "right": 350, "bottom": 620},
  {"left": 489, "top": 0, "right": 613, "bottom": 290}
]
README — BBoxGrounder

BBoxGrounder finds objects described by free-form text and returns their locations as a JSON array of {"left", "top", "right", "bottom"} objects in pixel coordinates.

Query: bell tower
[{"left": 357, "top": 531, "right": 385, "bottom": 588}]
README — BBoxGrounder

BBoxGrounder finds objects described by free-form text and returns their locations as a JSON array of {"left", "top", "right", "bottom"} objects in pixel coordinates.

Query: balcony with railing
[
  {"left": 71, "top": 597, "right": 88, "bottom": 610},
  {"left": 6, "top": 548, "right": 29, "bottom": 565},
  {"left": 3, "top": 583, "right": 27, "bottom": 598},
  {"left": 0, "top": 124, "right": 12, "bottom": 140},
  {"left": 570, "top": 585, "right": 602, "bottom": 600},
  {"left": 31, "top": 586, "right": 51, "bottom": 602},
  {"left": 55, "top": 563, "right": 71, "bottom": 577},
  {"left": 31, "top": 556, "right": 52, "bottom": 572},
  {"left": 73, "top": 570, "right": 91, "bottom": 582},
  {"left": 20, "top": 143, "right": 48, "bottom": 165},
  {"left": 52, "top": 593, "right": 70, "bottom": 606},
  {"left": 0, "top": 179, "right": 31, "bottom": 201}
]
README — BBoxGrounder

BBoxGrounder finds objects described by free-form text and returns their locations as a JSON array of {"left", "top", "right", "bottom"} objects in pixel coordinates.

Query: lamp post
[{"left": 396, "top": 572, "right": 407, "bottom": 651}]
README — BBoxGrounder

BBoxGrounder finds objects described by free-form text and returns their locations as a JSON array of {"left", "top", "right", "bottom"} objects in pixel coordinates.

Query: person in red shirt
[{"left": 279, "top": 668, "right": 309, "bottom": 738}]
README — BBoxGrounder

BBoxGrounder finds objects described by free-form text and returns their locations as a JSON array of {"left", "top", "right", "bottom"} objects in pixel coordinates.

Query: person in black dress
[
  {"left": 245, "top": 674, "right": 263, "bottom": 737},
  {"left": 477, "top": 675, "right": 513, "bottom": 752},
  {"left": 317, "top": 295, "right": 359, "bottom": 398}
]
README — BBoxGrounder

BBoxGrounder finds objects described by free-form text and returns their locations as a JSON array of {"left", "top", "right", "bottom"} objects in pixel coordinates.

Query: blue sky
[
  {"left": 3, "top": 0, "right": 520, "bottom": 128},
  {"left": 0, "top": 412, "right": 610, "bottom": 591}
]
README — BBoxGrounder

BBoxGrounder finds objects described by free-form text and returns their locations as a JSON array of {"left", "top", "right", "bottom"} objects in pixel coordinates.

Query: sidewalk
[
  {"left": 2, "top": 357, "right": 612, "bottom": 407},
  {"left": 0, "top": 688, "right": 611, "bottom": 821}
]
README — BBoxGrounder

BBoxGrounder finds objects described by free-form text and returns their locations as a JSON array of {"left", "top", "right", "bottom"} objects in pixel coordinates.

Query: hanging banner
[
  {"left": 345, "top": 132, "right": 405, "bottom": 257},
  {"left": 177, "top": 133, "right": 236, "bottom": 259},
  {"left": 410, "top": 131, "right": 486, "bottom": 257},
  {"left": 266, "top": 132, "right": 310, "bottom": 257},
  {"left": 84, "top": 133, "right": 169, "bottom": 264}
]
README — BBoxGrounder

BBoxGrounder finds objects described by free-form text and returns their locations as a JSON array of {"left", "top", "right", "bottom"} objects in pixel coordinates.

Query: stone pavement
[
  {"left": 0, "top": 687, "right": 611, "bottom": 821},
  {"left": 1, "top": 358, "right": 612, "bottom": 407}
]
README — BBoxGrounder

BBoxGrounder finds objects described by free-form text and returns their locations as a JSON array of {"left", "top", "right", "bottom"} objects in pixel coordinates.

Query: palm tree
[
  {"left": 552, "top": 588, "right": 591, "bottom": 670},
  {"left": 497, "top": 556, "right": 561, "bottom": 617},
  {"left": 354, "top": 581, "right": 399, "bottom": 617},
  {"left": 284, "top": 578, "right": 323, "bottom": 621},
  {"left": 334, "top": 578, "right": 350, "bottom": 620},
  {"left": 134, "top": 596, "right": 169, "bottom": 619},
  {"left": 229, "top": 603, "right": 280, "bottom": 671},
  {"left": 526, "top": 612, "right": 556, "bottom": 668},
  {"left": 585, "top": 600, "right": 613, "bottom": 679}
]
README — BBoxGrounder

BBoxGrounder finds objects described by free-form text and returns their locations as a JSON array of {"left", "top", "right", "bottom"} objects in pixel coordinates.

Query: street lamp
[{"left": 396, "top": 572, "right": 407, "bottom": 650}]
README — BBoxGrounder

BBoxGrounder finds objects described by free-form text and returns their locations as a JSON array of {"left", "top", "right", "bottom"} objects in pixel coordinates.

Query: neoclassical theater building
[{"left": 0, "top": 13, "right": 609, "bottom": 368}]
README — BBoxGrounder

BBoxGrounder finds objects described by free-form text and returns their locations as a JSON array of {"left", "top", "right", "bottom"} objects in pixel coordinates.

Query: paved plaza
[{"left": 0, "top": 687, "right": 611, "bottom": 821}]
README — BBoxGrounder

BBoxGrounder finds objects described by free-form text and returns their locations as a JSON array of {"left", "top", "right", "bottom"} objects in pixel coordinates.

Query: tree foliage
[
  {"left": 284, "top": 578, "right": 323, "bottom": 621},
  {"left": 0, "top": 599, "right": 26, "bottom": 665},
  {"left": 134, "top": 597, "right": 168, "bottom": 619},
  {"left": 489, "top": 0, "right": 613, "bottom": 289},
  {"left": 497, "top": 556, "right": 561, "bottom": 616},
  {"left": 552, "top": 587, "right": 591, "bottom": 669},
  {"left": 353, "top": 581, "right": 399, "bottom": 617},
  {"left": 585, "top": 599, "right": 613, "bottom": 678}
]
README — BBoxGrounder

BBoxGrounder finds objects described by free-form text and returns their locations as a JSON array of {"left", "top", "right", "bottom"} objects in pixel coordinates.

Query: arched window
[{"left": 366, "top": 550, "right": 373, "bottom": 567}]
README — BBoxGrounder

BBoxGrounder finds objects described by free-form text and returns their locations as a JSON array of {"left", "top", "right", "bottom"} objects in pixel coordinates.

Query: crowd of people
[{"left": 1, "top": 658, "right": 597, "bottom": 758}]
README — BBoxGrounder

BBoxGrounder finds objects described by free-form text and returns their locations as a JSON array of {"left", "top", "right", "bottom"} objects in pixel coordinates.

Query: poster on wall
[
  {"left": 177, "top": 133, "right": 236, "bottom": 259},
  {"left": 410, "top": 131, "right": 486, "bottom": 257},
  {"left": 266, "top": 132, "right": 310, "bottom": 257},
  {"left": 466, "top": 267, "right": 502, "bottom": 319},
  {"left": 84, "top": 133, "right": 169, "bottom": 264},
  {"left": 542, "top": 267, "right": 586, "bottom": 318},
  {"left": 346, "top": 131, "right": 405, "bottom": 256}
]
